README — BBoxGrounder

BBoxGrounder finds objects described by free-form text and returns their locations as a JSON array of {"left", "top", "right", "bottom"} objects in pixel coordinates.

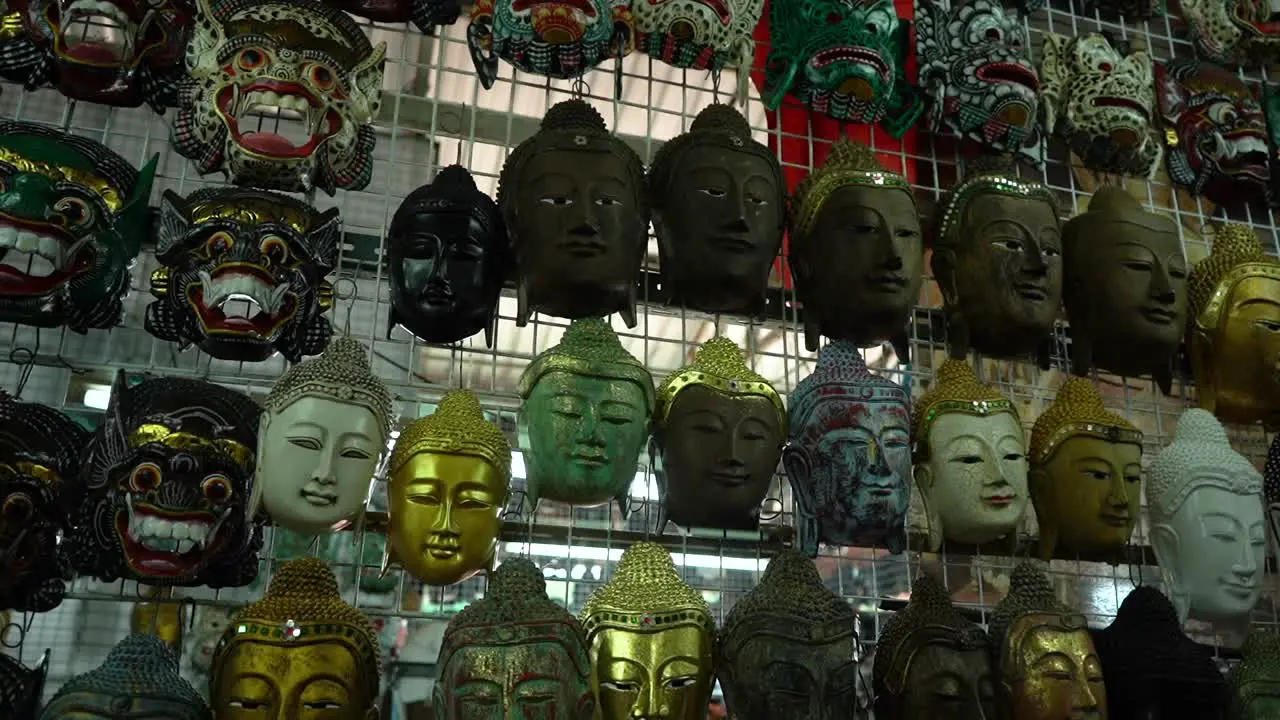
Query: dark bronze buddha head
[
  {"left": 1229, "top": 630, "right": 1280, "bottom": 720},
  {"left": 1092, "top": 586, "right": 1225, "bottom": 720},
  {"left": 1062, "top": 186, "right": 1187, "bottom": 391},
  {"left": 791, "top": 138, "right": 923, "bottom": 354},
  {"left": 874, "top": 575, "right": 994, "bottom": 720},
  {"left": 498, "top": 99, "right": 648, "bottom": 328},
  {"left": 717, "top": 550, "right": 860, "bottom": 719},
  {"left": 931, "top": 156, "right": 1062, "bottom": 360},
  {"left": 648, "top": 104, "right": 785, "bottom": 316},
  {"left": 387, "top": 165, "right": 507, "bottom": 347}
]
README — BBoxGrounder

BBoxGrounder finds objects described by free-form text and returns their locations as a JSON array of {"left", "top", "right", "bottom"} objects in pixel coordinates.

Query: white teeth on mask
[
  {"left": 201, "top": 271, "right": 285, "bottom": 316},
  {"left": 61, "top": 0, "right": 135, "bottom": 61},
  {"left": 1232, "top": 136, "right": 1269, "bottom": 156},
  {"left": 0, "top": 226, "right": 75, "bottom": 277},
  {"left": 234, "top": 89, "right": 325, "bottom": 147},
  {"left": 125, "top": 512, "right": 212, "bottom": 554}
]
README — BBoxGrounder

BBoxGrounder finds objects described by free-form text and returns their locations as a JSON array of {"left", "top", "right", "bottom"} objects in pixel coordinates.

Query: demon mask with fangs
[
  {"left": 0, "top": 394, "right": 86, "bottom": 614},
  {"left": 1156, "top": 57, "right": 1271, "bottom": 205},
  {"left": 145, "top": 187, "right": 340, "bottom": 363},
  {"left": 915, "top": 0, "right": 1044, "bottom": 160},
  {"left": 172, "top": 0, "right": 387, "bottom": 194},
  {"left": 66, "top": 370, "right": 263, "bottom": 589},
  {"left": 2, "top": 0, "right": 192, "bottom": 111},
  {"left": 0, "top": 120, "right": 156, "bottom": 334}
]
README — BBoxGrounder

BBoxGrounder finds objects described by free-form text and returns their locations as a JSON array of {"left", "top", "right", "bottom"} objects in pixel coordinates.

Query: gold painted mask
[
  {"left": 1029, "top": 377, "right": 1143, "bottom": 561},
  {"left": 210, "top": 558, "right": 381, "bottom": 720},
  {"left": 1188, "top": 223, "right": 1280, "bottom": 427},
  {"left": 580, "top": 542, "right": 716, "bottom": 720},
  {"left": 990, "top": 562, "right": 1106, "bottom": 720},
  {"left": 386, "top": 390, "right": 512, "bottom": 586}
]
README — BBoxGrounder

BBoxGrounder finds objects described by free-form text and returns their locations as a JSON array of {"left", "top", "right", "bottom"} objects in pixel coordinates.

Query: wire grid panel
[{"left": 0, "top": 0, "right": 1276, "bottom": 710}]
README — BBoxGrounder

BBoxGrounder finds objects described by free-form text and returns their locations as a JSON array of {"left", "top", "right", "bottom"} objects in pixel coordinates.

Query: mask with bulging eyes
[
  {"left": 1182, "top": 0, "right": 1280, "bottom": 67},
  {"left": 631, "top": 0, "right": 762, "bottom": 104}
]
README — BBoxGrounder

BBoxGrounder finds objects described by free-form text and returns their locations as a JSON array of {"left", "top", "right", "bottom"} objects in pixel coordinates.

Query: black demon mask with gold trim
[
  {"left": 1, "top": 0, "right": 191, "bottom": 111},
  {"left": 65, "top": 370, "right": 263, "bottom": 588},
  {"left": 171, "top": 0, "right": 387, "bottom": 194},
  {"left": 145, "top": 187, "right": 340, "bottom": 363},
  {"left": 0, "top": 394, "right": 86, "bottom": 613}
]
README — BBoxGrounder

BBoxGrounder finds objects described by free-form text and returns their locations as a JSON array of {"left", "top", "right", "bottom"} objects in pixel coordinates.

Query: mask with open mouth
[
  {"left": 1182, "top": 0, "right": 1280, "bottom": 67},
  {"left": 0, "top": 394, "right": 86, "bottom": 613},
  {"left": 0, "top": 121, "right": 156, "bottom": 334},
  {"left": 387, "top": 165, "right": 508, "bottom": 347},
  {"left": 145, "top": 187, "right": 340, "bottom": 363},
  {"left": 631, "top": 0, "right": 762, "bottom": 105},
  {"left": 173, "top": 0, "right": 387, "bottom": 194},
  {"left": 765, "top": 0, "right": 919, "bottom": 130},
  {"left": 0, "top": 651, "right": 47, "bottom": 720},
  {"left": 1156, "top": 58, "right": 1271, "bottom": 205},
  {"left": 3, "top": 0, "right": 191, "bottom": 111},
  {"left": 651, "top": 336, "right": 786, "bottom": 532},
  {"left": 1040, "top": 33, "right": 1160, "bottom": 178},
  {"left": 916, "top": 0, "right": 1043, "bottom": 160},
  {"left": 65, "top": 370, "right": 263, "bottom": 588},
  {"left": 467, "top": 0, "right": 634, "bottom": 90}
]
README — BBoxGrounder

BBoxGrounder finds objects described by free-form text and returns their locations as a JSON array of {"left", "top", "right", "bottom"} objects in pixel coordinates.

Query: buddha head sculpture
[
  {"left": 0, "top": 651, "right": 46, "bottom": 720},
  {"left": 387, "top": 165, "right": 507, "bottom": 347},
  {"left": 718, "top": 550, "right": 861, "bottom": 719},
  {"left": 990, "top": 562, "right": 1106, "bottom": 720},
  {"left": 386, "top": 389, "right": 511, "bottom": 586},
  {"left": 146, "top": 187, "right": 341, "bottom": 363},
  {"left": 931, "top": 157, "right": 1062, "bottom": 360},
  {"left": 467, "top": 0, "right": 634, "bottom": 90},
  {"left": 1266, "top": 434, "right": 1280, "bottom": 563},
  {"left": 1187, "top": 223, "right": 1280, "bottom": 426},
  {"left": 434, "top": 557, "right": 594, "bottom": 719},
  {"left": 1147, "top": 408, "right": 1265, "bottom": 624},
  {"left": 1228, "top": 630, "right": 1280, "bottom": 720},
  {"left": 38, "top": 634, "right": 209, "bottom": 719},
  {"left": 1039, "top": 33, "right": 1160, "bottom": 178},
  {"left": 916, "top": 0, "right": 1042, "bottom": 157},
  {"left": 210, "top": 558, "right": 381, "bottom": 720},
  {"left": 791, "top": 138, "right": 922, "bottom": 354},
  {"left": 632, "top": 0, "right": 762, "bottom": 103},
  {"left": 911, "top": 359, "right": 1027, "bottom": 551},
  {"left": 1028, "top": 377, "right": 1143, "bottom": 561},
  {"left": 497, "top": 99, "right": 648, "bottom": 328},
  {"left": 65, "top": 370, "right": 263, "bottom": 588},
  {"left": 1155, "top": 58, "right": 1270, "bottom": 205},
  {"left": 1061, "top": 186, "right": 1187, "bottom": 390},
  {"left": 1092, "top": 586, "right": 1227, "bottom": 720},
  {"left": 4, "top": 0, "right": 190, "bottom": 111},
  {"left": 647, "top": 104, "right": 785, "bottom": 316},
  {"left": 1180, "top": 0, "right": 1280, "bottom": 67},
  {"left": 0, "top": 120, "right": 156, "bottom": 333},
  {"left": 764, "top": 0, "right": 918, "bottom": 129},
  {"left": 0, "top": 395, "right": 86, "bottom": 613},
  {"left": 252, "top": 338, "right": 393, "bottom": 534},
  {"left": 325, "top": 0, "right": 457, "bottom": 30},
  {"left": 785, "top": 340, "right": 911, "bottom": 556},
  {"left": 174, "top": 0, "right": 387, "bottom": 194},
  {"left": 874, "top": 575, "right": 994, "bottom": 720},
  {"left": 653, "top": 336, "right": 786, "bottom": 531},
  {"left": 519, "top": 318, "right": 653, "bottom": 515},
  {"left": 580, "top": 542, "right": 716, "bottom": 720}
]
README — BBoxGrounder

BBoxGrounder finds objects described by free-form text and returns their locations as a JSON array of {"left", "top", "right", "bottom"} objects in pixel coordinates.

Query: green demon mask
[
  {"left": 0, "top": 120, "right": 156, "bottom": 332},
  {"left": 764, "top": 0, "right": 920, "bottom": 131}
]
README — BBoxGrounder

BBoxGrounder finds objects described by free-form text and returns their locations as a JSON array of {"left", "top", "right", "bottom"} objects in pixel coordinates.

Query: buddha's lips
[{"left": 984, "top": 495, "right": 1016, "bottom": 507}]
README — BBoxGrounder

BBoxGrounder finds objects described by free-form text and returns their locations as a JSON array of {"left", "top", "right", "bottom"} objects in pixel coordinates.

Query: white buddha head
[
  {"left": 1148, "top": 409, "right": 1266, "bottom": 624},
  {"left": 252, "top": 338, "right": 394, "bottom": 533}
]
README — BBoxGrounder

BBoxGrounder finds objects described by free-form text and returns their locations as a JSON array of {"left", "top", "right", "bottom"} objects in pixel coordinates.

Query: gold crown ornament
[
  {"left": 790, "top": 138, "right": 913, "bottom": 245},
  {"left": 389, "top": 389, "right": 512, "bottom": 477},
  {"left": 911, "top": 359, "right": 1019, "bottom": 463},
  {"left": 654, "top": 336, "right": 785, "bottom": 427}
]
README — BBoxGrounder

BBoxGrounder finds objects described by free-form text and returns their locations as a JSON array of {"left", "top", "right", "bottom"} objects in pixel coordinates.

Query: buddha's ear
[
  {"left": 781, "top": 443, "right": 813, "bottom": 517},
  {"left": 1149, "top": 523, "right": 1185, "bottom": 618},
  {"left": 1027, "top": 467, "right": 1056, "bottom": 561},
  {"left": 913, "top": 464, "right": 943, "bottom": 552}
]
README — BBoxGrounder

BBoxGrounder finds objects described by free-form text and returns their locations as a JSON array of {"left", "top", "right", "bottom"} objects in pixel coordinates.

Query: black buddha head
[{"left": 387, "top": 165, "right": 508, "bottom": 347}]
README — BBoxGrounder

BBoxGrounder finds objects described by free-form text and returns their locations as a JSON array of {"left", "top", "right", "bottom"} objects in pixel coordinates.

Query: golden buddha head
[
  {"left": 989, "top": 562, "right": 1106, "bottom": 720},
  {"left": 911, "top": 359, "right": 1028, "bottom": 550},
  {"left": 210, "top": 558, "right": 381, "bottom": 720},
  {"left": 580, "top": 541, "right": 716, "bottom": 720},
  {"left": 873, "top": 575, "right": 994, "bottom": 720},
  {"left": 434, "top": 557, "right": 594, "bottom": 719},
  {"left": 1188, "top": 223, "right": 1280, "bottom": 426},
  {"left": 652, "top": 336, "right": 787, "bottom": 532},
  {"left": 1029, "top": 377, "right": 1143, "bottom": 561},
  {"left": 1229, "top": 629, "right": 1280, "bottom": 720},
  {"left": 387, "top": 389, "right": 512, "bottom": 586}
]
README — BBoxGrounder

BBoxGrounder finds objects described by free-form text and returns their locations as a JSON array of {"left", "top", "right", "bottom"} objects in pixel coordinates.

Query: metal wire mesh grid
[{"left": 0, "top": 0, "right": 1276, "bottom": 712}]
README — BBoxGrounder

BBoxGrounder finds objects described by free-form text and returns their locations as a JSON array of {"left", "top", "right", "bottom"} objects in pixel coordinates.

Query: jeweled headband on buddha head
[
  {"left": 655, "top": 336, "right": 785, "bottom": 430},
  {"left": 39, "top": 634, "right": 210, "bottom": 719},
  {"left": 497, "top": 99, "right": 649, "bottom": 328},
  {"left": 874, "top": 575, "right": 988, "bottom": 710},
  {"left": 389, "top": 390, "right": 512, "bottom": 481},
  {"left": 1189, "top": 224, "right": 1280, "bottom": 334},
  {"left": 580, "top": 541, "right": 716, "bottom": 642},
  {"left": 1029, "top": 377, "right": 1141, "bottom": 468},
  {"left": 934, "top": 163, "right": 1058, "bottom": 255},
  {"left": 1229, "top": 629, "right": 1280, "bottom": 718},
  {"left": 791, "top": 138, "right": 913, "bottom": 248},
  {"left": 911, "top": 359, "right": 1019, "bottom": 464}
]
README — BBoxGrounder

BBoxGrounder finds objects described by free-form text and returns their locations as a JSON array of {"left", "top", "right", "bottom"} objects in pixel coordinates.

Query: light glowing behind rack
[{"left": 507, "top": 541, "right": 770, "bottom": 572}]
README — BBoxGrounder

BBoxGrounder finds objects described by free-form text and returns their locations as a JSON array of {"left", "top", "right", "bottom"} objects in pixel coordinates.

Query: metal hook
[
  {"left": 711, "top": 67, "right": 722, "bottom": 104},
  {"left": 333, "top": 276, "right": 359, "bottom": 337}
]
